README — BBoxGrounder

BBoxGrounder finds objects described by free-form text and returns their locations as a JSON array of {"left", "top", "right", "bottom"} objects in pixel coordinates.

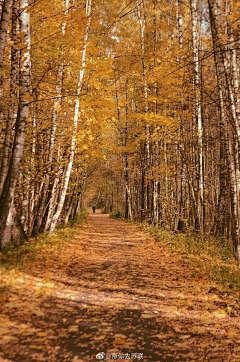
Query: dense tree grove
[{"left": 0, "top": 0, "right": 240, "bottom": 258}]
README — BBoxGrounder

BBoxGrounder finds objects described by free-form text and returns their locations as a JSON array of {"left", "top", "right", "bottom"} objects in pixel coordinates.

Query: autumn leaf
[
  {"left": 36, "top": 332, "right": 48, "bottom": 337},
  {"left": 32, "top": 310, "right": 44, "bottom": 317},
  {"left": 29, "top": 345, "right": 43, "bottom": 350},
  {"left": 141, "top": 313, "right": 155, "bottom": 319}
]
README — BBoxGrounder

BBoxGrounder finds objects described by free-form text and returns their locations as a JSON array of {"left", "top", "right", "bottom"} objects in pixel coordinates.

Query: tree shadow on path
[{"left": 0, "top": 210, "right": 240, "bottom": 361}]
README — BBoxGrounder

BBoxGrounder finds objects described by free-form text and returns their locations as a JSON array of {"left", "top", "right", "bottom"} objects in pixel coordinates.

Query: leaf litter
[{"left": 0, "top": 210, "right": 240, "bottom": 361}]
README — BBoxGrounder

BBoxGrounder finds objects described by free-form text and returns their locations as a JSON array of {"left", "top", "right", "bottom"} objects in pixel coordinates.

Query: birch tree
[
  {"left": 207, "top": 0, "right": 240, "bottom": 259},
  {"left": 31, "top": 0, "right": 68, "bottom": 236},
  {"left": 0, "top": 0, "right": 19, "bottom": 195},
  {"left": 0, "top": 0, "right": 30, "bottom": 248},
  {"left": 0, "top": 0, "right": 13, "bottom": 90},
  {"left": 136, "top": 0, "right": 150, "bottom": 212},
  {"left": 48, "top": 0, "right": 92, "bottom": 234},
  {"left": 190, "top": 0, "right": 204, "bottom": 232}
]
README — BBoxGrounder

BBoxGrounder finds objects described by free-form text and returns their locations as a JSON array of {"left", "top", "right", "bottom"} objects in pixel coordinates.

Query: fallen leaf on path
[
  {"left": 29, "top": 345, "right": 43, "bottom": 349},
  {"left": 141, "top": 313, "right": 155, "bottom": 319}
]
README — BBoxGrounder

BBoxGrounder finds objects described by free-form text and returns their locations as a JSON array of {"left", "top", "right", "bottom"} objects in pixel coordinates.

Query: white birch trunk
[
  {"left": 137, "top": 0, "right": 150, "bottom": 211},
  {"left": 31, "top": 64, "right": 63, "bottom": 235},
  {"left": 0, "top": 0, "right": 30, "bottom": 248},
  {"left": 48, "top": 0, "right": 92, "bottom": 234},
  {"left": 0, "top": 1, "right": 19, "bottom": 195},
  {"left": 0, "top": 0, "right": 13, "bottom": 89},
  {"left": 208, "top": 0, "right": 240, "bottom": 258},
  {"left": 44, "top": 144, "right": 62, "bottom": 231},
  {"left": 190, "top": 0, "right": 204, "bottom": 231},
  {"left": 27, "top": 106, "right": 36, "bottom": 236},
  {"left": 32, "top": 0, "right": 68, "bottom": 235},
  {"left": 153, "top": 12, "right": 159, "bottom": 226},
  {"left": 153, "top": 138, "right": 159, "bottom": 226},
  {"left": 177, "top": 0, "right": 183, "bottom": 53}
]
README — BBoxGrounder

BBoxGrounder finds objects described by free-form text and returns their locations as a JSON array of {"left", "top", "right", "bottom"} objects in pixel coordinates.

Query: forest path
[{"left": 0, "top": 211, "right": 240, "bottom": 362}]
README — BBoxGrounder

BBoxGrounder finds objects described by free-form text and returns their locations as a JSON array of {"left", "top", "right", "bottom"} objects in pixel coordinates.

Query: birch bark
[
  {"left": 0, "top": 0, "right": 30, "bottom": 248},
  {"left": 0, "top": 0, "right": 19, "bottom": 195},
  {"left": 124, "top": 80, "right": 132, "bottom": 220},
  {"left": 190, "top": 0, "right": 204, "bottom": 232},
  {"left": 208, "top": 0, "right": 240, "bottom": 258},
  {"left": 0, "top": 0, "right": 13, "bottom": 90},
  {"left": 48, "top": 0, "right": 92, "bottom": 234},
  {"left": 153, "top": 11, "right": 159, "bottom": 226},
  {"left": 31, "top": 0, "right": 69, "bottom": 235},
  {"left": 31, "top": 64, "right": 64, "bottom": 236},
  {"left": 137, "top": 0, "right": 150, "bottom": 211}
]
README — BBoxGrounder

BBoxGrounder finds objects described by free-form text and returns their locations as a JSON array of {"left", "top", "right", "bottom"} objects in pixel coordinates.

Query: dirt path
[{"left": 0, "top": 211, "right": 240, "bottom": 361}]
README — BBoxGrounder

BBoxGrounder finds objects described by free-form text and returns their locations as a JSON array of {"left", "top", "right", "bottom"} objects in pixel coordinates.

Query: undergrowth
[
  {"left": 0, "top": 208, "right": 88, "bottom": 272},
  {"left": 142, "top": 224, "right": 240, "bottom": 299},
  {"left": 110, "top": 210, "right": 125, "bottom": 220},
  {"left": 101, "top": 209, "right": 109, "bottom": 214}
]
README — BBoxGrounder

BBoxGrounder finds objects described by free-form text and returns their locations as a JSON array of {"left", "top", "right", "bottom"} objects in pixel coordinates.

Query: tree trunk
[
  {"left": 208, "top": 0, "right": 240, "bottom": 258},
  {"left": 0, "top": 0, "right": 30, "bottom": 248},
  {"left": 137, "top": 0, "right": 150, "bottom": 212},
  {"left": 31, "top": 64, "right": 63, "bottom": 236},
  {"left": 48, "top": 0, "right": 92, "bottom": 235},
  {"left": 190, "top": 0, "right": 204, "bottom": 233},
  {"left": 0, "top": 0, "right": 19, "bottom": 195},
  {"left": 0, "top": 0, "right": 13, "bottom": 90}
]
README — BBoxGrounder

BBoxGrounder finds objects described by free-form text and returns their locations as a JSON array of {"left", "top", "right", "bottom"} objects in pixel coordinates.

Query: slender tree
[{"left": 0, "top": 0, "right": 30, "bottom": 248}]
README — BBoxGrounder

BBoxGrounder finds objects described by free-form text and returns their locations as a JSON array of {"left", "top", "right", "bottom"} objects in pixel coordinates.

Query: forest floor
[{"left": 0, "top": 210, "right": 240, "bottom": 362}]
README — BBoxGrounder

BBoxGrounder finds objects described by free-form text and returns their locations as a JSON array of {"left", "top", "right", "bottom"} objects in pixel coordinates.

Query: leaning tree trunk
[
  {"left": 44, "top": 145, "right": 63, "bottom": 231},
  {"left": 48, "top": 0, "right": 92, "bottom": 235},
  {"left": 31, "top": 64, "right": 64, "bottom": 236},
  {"left": 31, "top": 0, "right": 68, "bottom": 236},
  {"left": 0, "top": 0, "right": 30, "bottom": 249}
]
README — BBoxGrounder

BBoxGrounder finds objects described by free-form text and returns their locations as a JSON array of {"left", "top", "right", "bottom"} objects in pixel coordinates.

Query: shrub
[{"left": 110, "top": 211, "right": 125, "bottom": 220}]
